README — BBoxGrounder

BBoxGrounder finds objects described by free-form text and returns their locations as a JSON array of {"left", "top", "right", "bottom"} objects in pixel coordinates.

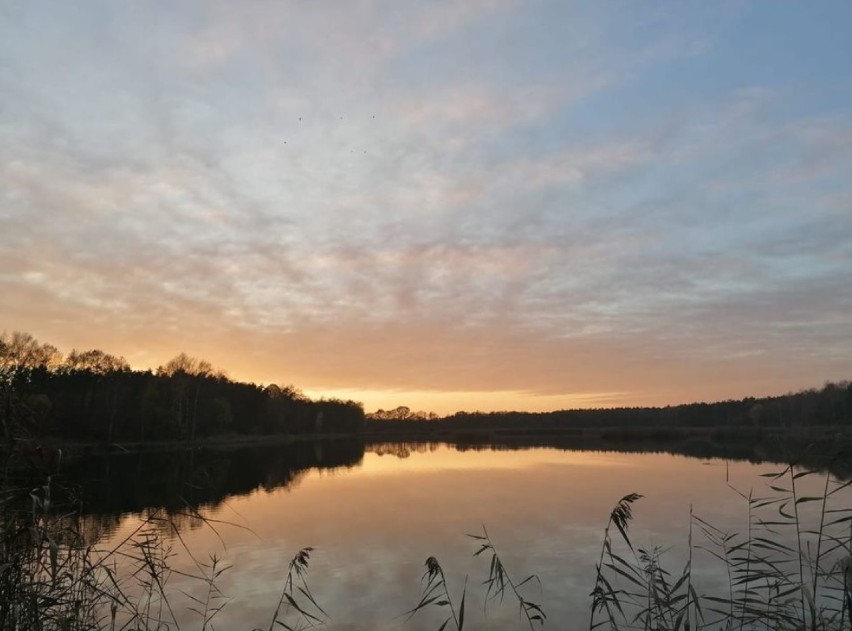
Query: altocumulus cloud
[{"left": 1, "top": 0, "right": 851, "bottom": 412}]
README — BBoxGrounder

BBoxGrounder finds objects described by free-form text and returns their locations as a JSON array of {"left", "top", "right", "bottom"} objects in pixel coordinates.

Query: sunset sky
[{"left": 2, "top": 1, "right": 851, "bottom": 414}]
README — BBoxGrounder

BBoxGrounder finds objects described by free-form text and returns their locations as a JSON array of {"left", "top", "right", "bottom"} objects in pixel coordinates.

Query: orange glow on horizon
[
  {"left": 62, "top": 347, "right": 845, "bottom": 416},
  {"left": 299, "top": 386, "right": 632, "bottom": 415},
  {"left": 5, "top": 324, "right": 847, "bottom": 417}
]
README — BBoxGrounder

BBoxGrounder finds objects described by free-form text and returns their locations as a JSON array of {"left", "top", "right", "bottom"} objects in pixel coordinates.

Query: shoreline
[{"left": 8, "top": 422, "right": 850, "bottom": 458}]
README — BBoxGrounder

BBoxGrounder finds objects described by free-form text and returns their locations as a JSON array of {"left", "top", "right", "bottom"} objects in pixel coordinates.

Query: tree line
[
  {"left": 0, "top": 331, "right": 364, "bottom": 445},
  {"left": 367, "top": 381, "right": 852, "bottom": 434}
]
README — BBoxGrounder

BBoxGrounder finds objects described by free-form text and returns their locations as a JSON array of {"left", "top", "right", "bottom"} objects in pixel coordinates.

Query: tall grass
[
  {"left": 0, "top": 470, "right": 325, "bottom": 631},
  {"left": 405, "top": 526, "right": 545, "bottom": 630},
  {"left": 265, "top": 546, "right": 327, "bottom": 631},
  {"left": 0, "top": 474, "right": 123, "bottom": 630},
  {"left": 590, "top": 463, "right": 852, "bottom": 631}
]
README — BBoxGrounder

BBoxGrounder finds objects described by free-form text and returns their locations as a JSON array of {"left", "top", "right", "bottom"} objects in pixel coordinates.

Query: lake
[{"left": 56, "top": 440, "right": 852, "bottom": 630}]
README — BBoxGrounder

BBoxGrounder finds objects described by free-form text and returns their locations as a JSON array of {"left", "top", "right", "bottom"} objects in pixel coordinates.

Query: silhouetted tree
[
  {"left": 64, "top": 349, "right": 130, "bottom": 374},
  {"left": 0, "top": 331, "right": 63, "bottom": 443},
  {"left": 156, "top": 354, "right": 220, "bottom": 441}
]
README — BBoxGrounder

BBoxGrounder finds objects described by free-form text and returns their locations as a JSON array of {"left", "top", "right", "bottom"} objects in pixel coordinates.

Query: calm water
[{"left": 69, "top": 442, "right": 847, "bottom": 630}]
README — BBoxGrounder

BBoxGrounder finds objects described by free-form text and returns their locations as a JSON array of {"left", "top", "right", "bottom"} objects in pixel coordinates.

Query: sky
[{"left": 1, "top": 1, "right": 851, "bottom": 414}]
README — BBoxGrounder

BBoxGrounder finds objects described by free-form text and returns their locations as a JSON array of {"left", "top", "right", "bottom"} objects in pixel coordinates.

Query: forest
[
  {"left": 0, "top": 331, "right": 364, "bottom": 445},
  {"left": 366, "top": 381, "right": 852, "bottom": 435}
]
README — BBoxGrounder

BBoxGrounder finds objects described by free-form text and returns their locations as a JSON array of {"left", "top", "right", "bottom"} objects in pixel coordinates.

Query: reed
[
  {"left": 589, "top": 463, "right": 852, "bottom": 630},
  {"left": 264, "top": 547, "right": 327, "bottom": 631},
  {"left": 405, "top": 525, "right": 546, "bottom": 630},
  {"left": 470, "top": 525, "right": 545, "bottom": 629},
  {"left": 404, "top": 555, "right": 468, "bottom": 630},
  {"left": 0, "top": 471, "right": 325, "bottom": 631}
]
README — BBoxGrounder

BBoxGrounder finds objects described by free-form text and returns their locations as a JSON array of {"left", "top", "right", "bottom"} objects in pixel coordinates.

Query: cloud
[{"left": 1, "top": 1, "right": 851, "bottom": 412}]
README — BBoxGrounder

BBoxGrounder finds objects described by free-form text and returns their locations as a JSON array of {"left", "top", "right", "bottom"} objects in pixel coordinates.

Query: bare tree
[{"left": 65, "top": 349, "right": 130, "bottom": 374}]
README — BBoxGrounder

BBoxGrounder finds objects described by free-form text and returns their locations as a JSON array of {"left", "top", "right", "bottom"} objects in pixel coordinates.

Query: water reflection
[
  {"left": 29, "top": 439, "right": 851, "bottom": 631},
  {"left": 47, "top": 439, "right": 365, "bottom": 543},
  {"left": 368, "top": 431, "right": 852, "bottom": 478},
  {"left": 86, "top": 445, "right": 851, "bottom": 631},
  {"left": 52, "top": 431, "right": 852, "bottom": 527}
]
